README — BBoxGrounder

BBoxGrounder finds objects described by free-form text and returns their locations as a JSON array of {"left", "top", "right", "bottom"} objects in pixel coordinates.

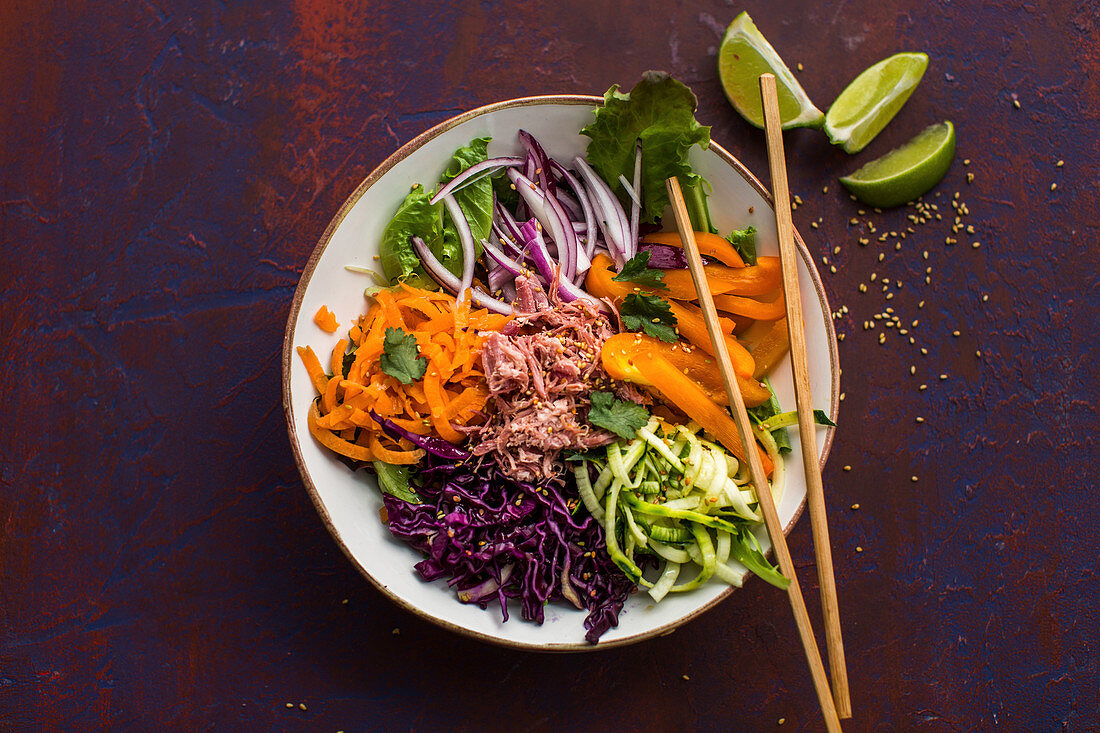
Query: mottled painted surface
[{"left": 2, "top": 0, "right": 1098, "bottom": 730}]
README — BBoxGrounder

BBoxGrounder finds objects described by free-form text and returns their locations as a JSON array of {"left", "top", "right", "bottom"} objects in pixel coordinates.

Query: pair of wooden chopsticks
[{"left": 663, "top": 73, "right": 850, "bottom": 731}]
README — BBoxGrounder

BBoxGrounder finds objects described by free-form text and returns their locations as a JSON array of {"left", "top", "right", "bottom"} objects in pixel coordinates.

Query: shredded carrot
[
  {"left": 298, "top": 283, "right": 511, "bottom": 465},
  {"left": 314, "top": 305, "right": 340, "bottom": 332}
]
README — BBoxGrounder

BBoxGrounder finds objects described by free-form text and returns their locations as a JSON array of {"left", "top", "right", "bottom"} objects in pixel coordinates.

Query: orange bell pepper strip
[
  {"left": 585, "top": 254, "right": 755, "bottom": 378},
  {"left": 640, "top": 230, "right": 746, "bottom": 268},
  {"left": 659, "top": 257, "right": 782, "bottom": 298},
  {"left": 614, "top": 333, "right": 772, "bottom": 408},
  {"left": 711, "top": 291, "right": 786, "bottom": 321},
  {"left": 750, "top": 318, "right": 791, "bottom": 380},
  {"left": 601, "top": 334, "right": 773, "bottom": 475}
]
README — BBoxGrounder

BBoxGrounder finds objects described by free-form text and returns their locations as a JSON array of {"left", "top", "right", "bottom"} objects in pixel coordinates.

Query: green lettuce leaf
[
  {"left": 379, "top": 138, "right": 494, "bottom": 286},
  {"left": 726, "top": 225, "right": 758, "bottom": 266},
  {"left": 373, "top": 461, "right": 422, "bottom": 504},
  {"left": 379, "top": 184, "right": 442, "bottom": 290},
  {"left": 581, "top": 71, "right": 711, "bottom": 224}
]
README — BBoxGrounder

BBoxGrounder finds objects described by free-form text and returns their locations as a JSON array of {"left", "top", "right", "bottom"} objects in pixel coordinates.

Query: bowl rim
[{"left": 281, "top": 94, "right": 839, "bottom": 652}]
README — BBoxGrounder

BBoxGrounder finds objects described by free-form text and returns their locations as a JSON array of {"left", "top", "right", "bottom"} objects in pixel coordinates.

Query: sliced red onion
[
  {"left": 555, "top": 189, "right": 583, "bottom": 221},
  {"left": 507, "top": 169, "right": 585, "bottom": 281},
  {"left": 522, "top": 227, "right": 607, "bottom": 310},
  {"left": 442, "top": 195, "right": 476, "bottom": 302},
  {"left": 487, "top": 264, "right": 511, "bottom": 294},
  {"left": 428, "top": 157, "right": 523, "bottom": 205},
  {"left": 639, "top": 241, "right": 715, "bottom": 269},
  {"left": 482, "top": 235, "right": 524, "bottom": 276},
  {"left": 519, "top": 130, "right": 556, "bottom": 196},
  {"left": 550, "top": 160, "right": 598, "bottom": 259},
  {"left": 573, "top": 156, "right": 630, "bottom": 268},
  {"left": 411, "top": 236, "right": 513, "bottom": 315},
  {"left": 495, "top": 201, "right": 526, "bottom": 254}
]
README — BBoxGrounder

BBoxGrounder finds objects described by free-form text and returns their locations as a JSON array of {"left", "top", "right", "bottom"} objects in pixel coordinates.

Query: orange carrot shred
[{"left": 314, "top": 305, "right": 340, "bottom": 333}]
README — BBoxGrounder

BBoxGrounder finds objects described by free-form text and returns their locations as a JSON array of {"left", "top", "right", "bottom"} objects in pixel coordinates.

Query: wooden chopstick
[
  {"left": 665, "top": 176, "right": 842, "bottom": 733},
  {"left": 758, "top": 72, "right": 852, "bottom": 719}
]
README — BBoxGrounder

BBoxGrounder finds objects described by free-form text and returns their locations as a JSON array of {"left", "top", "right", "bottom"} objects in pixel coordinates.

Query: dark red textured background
[{"left": 2, "top": 1, "right": 1098, "bottom": 730}]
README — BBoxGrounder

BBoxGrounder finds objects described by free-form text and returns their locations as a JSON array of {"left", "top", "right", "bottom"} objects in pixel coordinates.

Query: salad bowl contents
[{"left": 283, "top": 73, "right": 838, "bottom": 650}]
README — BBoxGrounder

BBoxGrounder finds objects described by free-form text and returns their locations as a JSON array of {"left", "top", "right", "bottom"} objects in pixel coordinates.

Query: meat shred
[{"left": 467, "top": 276, "right": 647, "bottom": 482}]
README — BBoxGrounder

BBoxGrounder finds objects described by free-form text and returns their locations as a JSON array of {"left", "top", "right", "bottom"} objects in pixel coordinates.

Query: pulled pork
[{"left": 467, "top": 276, "right": 648, "bottom": 482}]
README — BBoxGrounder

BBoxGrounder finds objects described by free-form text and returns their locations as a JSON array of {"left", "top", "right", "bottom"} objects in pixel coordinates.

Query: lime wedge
[
  {"left": 824, "top": 52, "right": 929, "bottom": 153},
  {"left": 839, "top": 121, "right": 956, "bottom": 208},
  {"left": 718, "top": 12, "right": 824, "bottom": 129}
]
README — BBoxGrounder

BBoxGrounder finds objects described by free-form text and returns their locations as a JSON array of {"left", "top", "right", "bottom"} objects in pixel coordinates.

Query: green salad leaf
[
  {"left": 621, "top": 293, "right": 678, "bottom": 342},
  {"left": 379, "top": 184, "right": 442, "bottom": 289},
  {"left": 726, "top": 225, "right": 758, "bottom": 266},
  {"left": 373, "top": 461, "right": 422, "bottom": 504},
  {"left": 613, "top": 251, "right": 667, "bottom": 290},
  {"left": 380, "top": 327, "right": 427, "bottom": 384},
  {"left": 379, "top": 138, "right": 494, "bottom": 286},
  {"left": 588, "top": 391, "right": 650, "bottom": 440},
  {"left": 581, "top": 71, "right": 711, "bottom": 224}
]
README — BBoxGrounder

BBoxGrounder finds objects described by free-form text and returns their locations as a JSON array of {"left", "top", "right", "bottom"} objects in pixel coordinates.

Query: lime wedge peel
[
  {"left": 825, "top": 52, "right": 929, "bottom": 154},
  {"left": 839, "top": 121, "right": 956, "bottom": 208},
  {"left": 718, "top": 12, "right": 825, "bottom": 130}
]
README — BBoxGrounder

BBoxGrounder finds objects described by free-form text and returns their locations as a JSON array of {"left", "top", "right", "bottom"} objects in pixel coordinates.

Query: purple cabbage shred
[{"left": 379, "top": 441, "right": 636, "bottom": 644}]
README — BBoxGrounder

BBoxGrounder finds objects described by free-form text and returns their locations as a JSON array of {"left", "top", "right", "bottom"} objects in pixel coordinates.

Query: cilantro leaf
[
  {"left": 620, "top": 293, "right": 678, "bottom": 342},
  {"left": 613, "top": 251, "right": 668, "bottom": 290},
  {"left": 588, "top": 391, "right": 650, "bottom": 440},
  {"left": 725, "top": 225, "right": 757, "bottom": 266},
  {"left": 380, "top": 327, "right": 427, "bottom": 384}
]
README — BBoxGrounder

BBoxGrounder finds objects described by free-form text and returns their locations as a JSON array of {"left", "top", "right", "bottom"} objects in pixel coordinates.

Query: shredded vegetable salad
[{"left": 298, "top": 72, "right": 834, "bottom": 643}]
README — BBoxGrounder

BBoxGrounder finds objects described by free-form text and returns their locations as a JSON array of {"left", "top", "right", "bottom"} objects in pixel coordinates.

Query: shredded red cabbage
[{"left": 374, "top": 412, "right": 635, "bottom": 643}]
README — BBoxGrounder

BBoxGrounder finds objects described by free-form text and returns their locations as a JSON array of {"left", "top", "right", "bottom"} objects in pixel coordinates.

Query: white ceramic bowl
[{"left": 282, "top": 96, "right": 839, "bottom": 651}]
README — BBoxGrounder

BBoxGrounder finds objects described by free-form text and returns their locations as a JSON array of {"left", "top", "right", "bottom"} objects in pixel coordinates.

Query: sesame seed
[
  {"left": 953, "top": 330, "right": 960, "bottom": 336},
  {"left": 843, "top": 465, "right": 852, "bottom": 471},
  {"left": 1051, "top": 183, "right": 1058, "bottom": 191},
  {"left": 682, "top": 675, "right": 691, "bottom": 681},
  {"left": 982, "top": 294, "right": 989, "bottom": 302},
  {"left": 1013, "top": 98, "right": 1021, "bottom": 108},
  {"left": 919, "top": 384, "right": 927, "bottom": 391},
  {"left": 939, "top": 374, "right": 948, "bottom": 380},
  {"left": 299, "top": 703, "right": 308, "bottom": 711},
  {"left": 967, "top": 172, "right": 975, "bottom": 183},
  {"left": 840, "top": 392, "right": 846, "bottom": 401},
  {"left": 856, "top": 546, "right": 863, "bottom": 552},
  {"left": 976, "top": 350, "right": 982, "bottom": 358},
  {"left": 1056, "top": 159, "right": 1064, "bottom": 167},
  {"left": 911, "top": 476, "right": 919, "bottom": 482},
  {"left": 964, "top": 159, "right": 971, "bottom": 165},
  {"left": 286, "top": 703, "right": 294, "bottom": 709},
  {"left": 972, "top": 241, "right": 981, "bottom": 248},
  {"left": 910, "top": 365, "right": 916, "bottom": 375},
  {"left": 850, "top": 503, "right": 860, "bottom": 509},
  {"left": 916, "top": 416, "right": 925, "bottom": 423}
]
